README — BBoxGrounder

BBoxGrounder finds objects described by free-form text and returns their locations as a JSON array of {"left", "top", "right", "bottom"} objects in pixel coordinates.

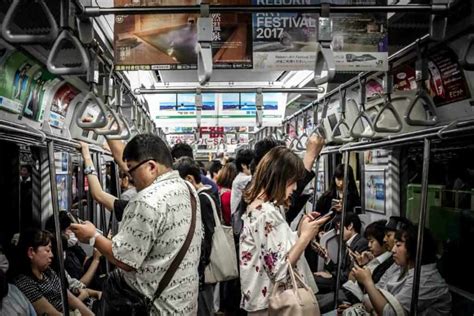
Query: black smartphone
[{"left": 66, "top": 212, "right": 84, "bottom": 225}]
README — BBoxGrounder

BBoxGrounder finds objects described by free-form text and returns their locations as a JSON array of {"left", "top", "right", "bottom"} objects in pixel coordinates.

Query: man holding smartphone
[{"left": 71, "top": 134, "right": 202, "bottom": 314}]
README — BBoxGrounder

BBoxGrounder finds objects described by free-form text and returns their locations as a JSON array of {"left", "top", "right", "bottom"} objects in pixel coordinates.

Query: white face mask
[
  {"left": 0, "top": 253, "right": 9, "bottom": 273},
  {"left": 67, "top": 232, "right": 78, "bottom": 247}
]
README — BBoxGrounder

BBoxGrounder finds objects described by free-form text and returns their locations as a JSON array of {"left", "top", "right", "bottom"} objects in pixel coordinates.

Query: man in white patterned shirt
[{"left": 72, "top": 134, "right": 202, "bottom": 315}]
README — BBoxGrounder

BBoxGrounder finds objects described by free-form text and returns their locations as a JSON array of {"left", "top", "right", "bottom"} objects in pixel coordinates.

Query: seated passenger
[
  {"left": 1, "top": 246, "right": 36, "bottom": 316},
  {"left": 317, "top": 220, "right": 393, "bottom": 313},
  {"left": 315, "top": 212, "right": 369, "bottom": 294},
  {"left": 239, "top": 147, "right": 329, "bottom": 314},
  {"left": 13, "top": 229, "right": 93, "bottom": 316},
  {"left": 352, "top": 225, "right": 451, "bottom": 316},
  {"left": 45, "top": 211, "right": 102, "bottom": 289}
]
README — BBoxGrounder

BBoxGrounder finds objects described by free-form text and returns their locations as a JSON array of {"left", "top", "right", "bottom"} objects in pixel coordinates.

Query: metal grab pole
[
  {"left": 47, "top": 141, "right": 70, "bottom": 314},
  {"left": 334, "top": 152, "right": 350, "bottom": 309},
  {"left": 94, "top": 153, "right": 109, "bottom": 274},
  {"left": 77, "top": 157, "right": 85, "bottom": 220},
  {"left": 81, "top": 4, "right": 444, "bottom": 16},
  {"left": 410, "top": 138, "right": 431, "bottom": 316},
  {"left": 135, "top": 87, "right": 325, "bottom": 94}
]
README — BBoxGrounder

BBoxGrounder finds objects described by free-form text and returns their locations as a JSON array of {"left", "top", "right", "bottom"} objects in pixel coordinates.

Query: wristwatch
[
  {"left": 84, "top": 165, "right": 97, "bottom": 176},
  {"left": 89, "top": 231, "right": 101, "bottom": 246}
]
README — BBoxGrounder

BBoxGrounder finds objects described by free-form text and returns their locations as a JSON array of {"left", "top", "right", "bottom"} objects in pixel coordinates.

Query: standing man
[
  {"left": 71, "top": 134, "right": 202, "bottom": 314},
  {"left": 230, "top": 148, "right": 254, "bottom": 215}
]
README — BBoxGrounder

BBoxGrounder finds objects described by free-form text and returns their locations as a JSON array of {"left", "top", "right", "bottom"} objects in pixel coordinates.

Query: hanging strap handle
[
  {"left": 332, "top": 87, "right": 353, "bottom": 143},
  {"left": 2, "top": 0, "right": 58, "bottom": 43},
  {"left": 350, "top": 74, "right": 375, "bottom": 139},
  {"left": 404, "top": 40, "right": 439, "bottom": 126},
  {"left": 150, "top": 182, "right": 197, "bottom": 305},
  {"left": 374, "top": 72, "right": 403, "bottom": 133}
]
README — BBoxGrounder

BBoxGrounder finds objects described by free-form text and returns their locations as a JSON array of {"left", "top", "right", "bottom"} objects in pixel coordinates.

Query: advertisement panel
[
  {"left": 114, "top": 0, "right": 253, "bottom": 70},
  {"left": 0, "top": 49, "right": 59, "bottom": 120},
  {"left": 252, "top": 0, "right": 388, "bottom": 71},
  {"left": 50, "top": 84, "right": 80, "bottom": 129},
  {"left": 392, "top": 45, "right": 471, "bottom": 107}
]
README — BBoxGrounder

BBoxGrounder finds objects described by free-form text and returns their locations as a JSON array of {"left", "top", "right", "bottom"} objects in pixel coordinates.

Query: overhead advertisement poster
[
  {"left": 114, "top": 0, "right": 253, "bottom": 70},
  {"left": 0, "top": 49, "right": 58, "bottom": 121},
  {"left": 252, "top": 0, "right": 388, "bottom": 72}
]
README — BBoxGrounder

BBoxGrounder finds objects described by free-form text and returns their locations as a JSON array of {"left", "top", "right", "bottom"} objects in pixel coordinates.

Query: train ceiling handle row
[{"left": 1, "top": 0, "right": 58, "bottom": 43}]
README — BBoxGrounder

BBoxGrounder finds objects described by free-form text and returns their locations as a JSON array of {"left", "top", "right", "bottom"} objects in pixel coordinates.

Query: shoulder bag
[
  {"left": 98, "top": 183, "right": 197, "bottom": 315},
  {"left": 201, "top": 192, "right": 239, "bottom": 284}
]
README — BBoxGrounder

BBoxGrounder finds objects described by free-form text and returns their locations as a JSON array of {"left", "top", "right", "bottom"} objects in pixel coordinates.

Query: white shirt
[
  {"left": 230, "top": 172, "right": 252, "bottom": 215},
  {"left": 112, "top": 171, "right": 202, "bottom": 315},
  {"left": 346, "top": 233, "right": 358, "bottom": 247},
  {"left": 239, "top": 202, "right": 317, "bottom": 312},
  {"left": 121, "top": 187, "right": 137, "bottom": 201}
]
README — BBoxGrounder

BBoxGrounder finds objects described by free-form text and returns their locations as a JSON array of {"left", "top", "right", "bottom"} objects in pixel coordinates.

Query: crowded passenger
[
  {"left": 13, "top": 229, "right": 93, "bottom": 316},
  {"left": 216, "top": 162, "right": 238, "bottom": 226},
  {"left": 230, "top": 149, "right": 254, "bottom": 215},
  {"left": 173, "top": 156, "right": 218, "bottom": 316},
  {"left": 239, "top": 146, "right": 330, "bottom": 314},
  {"left": 208, "top": 160, "right": 223, "bottom": 183},
  {"left": 171, "top": 143, "right": 219, "bottom": 195},
  {"left": 71, "top": 134, "right": 202, "bottom": 314},
  {"left": 316, "top": 164, "right": 361, "bottom": 217}
]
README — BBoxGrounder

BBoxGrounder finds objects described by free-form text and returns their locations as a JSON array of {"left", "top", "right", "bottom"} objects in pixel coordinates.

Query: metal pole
[
  {"left": 135, "top": 87, "right": 325, "bottom": 94},
  {"left": 81, "top": 4, "right": 444, "bottom": 17},
  {"left": 47, "top": 141, "right": 70, "bottom": 313},
  {"left": 334, "top": 152, "right": 350, "bottom": 309},
  {"left": 410, "top": 138, "right": 431, "bottom": 316},
  {"left": 319, "top": 121, "right": 474, "bottom": 154},
  {"left": 111, "top": 163, "right": 121, "bottom": 235},
  {"left": 77, "top": 157, "right": 85, "bottom": 220}
]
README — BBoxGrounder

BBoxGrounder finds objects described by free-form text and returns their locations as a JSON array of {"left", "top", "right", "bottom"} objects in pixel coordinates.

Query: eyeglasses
[{"left": 127, "top": 159, "right": 155, "bottom": 175}]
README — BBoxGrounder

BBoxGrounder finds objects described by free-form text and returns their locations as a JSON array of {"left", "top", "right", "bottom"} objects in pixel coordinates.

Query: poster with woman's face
[{"left": 56, "top": 174, "right": 69, "bottom": 211}]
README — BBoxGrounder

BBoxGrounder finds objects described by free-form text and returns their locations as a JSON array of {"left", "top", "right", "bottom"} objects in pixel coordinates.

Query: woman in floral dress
[{"left": 239, "top": 146, "right": 329, "bottom": 315}]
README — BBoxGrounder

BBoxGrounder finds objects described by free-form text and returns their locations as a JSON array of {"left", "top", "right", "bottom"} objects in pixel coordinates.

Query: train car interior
[{"left": 1, "top": 0, "right": 473, "bottom": 315}]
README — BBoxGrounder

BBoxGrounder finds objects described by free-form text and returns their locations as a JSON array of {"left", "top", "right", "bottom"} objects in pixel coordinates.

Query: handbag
[
  {"left": 268, "top": 261, "right": 320, "bottom": 316},
  {"left": 201, "top": 192, "right": 239, "bottom": 284},
  {"left": 98, "top": 183, "right": 197, "bottom": 315}
]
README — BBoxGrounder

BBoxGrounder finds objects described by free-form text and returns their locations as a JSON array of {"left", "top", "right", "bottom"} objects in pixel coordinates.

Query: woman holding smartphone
[
  {"left": 316, "top": 164, "right": 361, "bottom": 216},
  {"left": 239, "top": 147, "right": 330, "bottom": 315}
]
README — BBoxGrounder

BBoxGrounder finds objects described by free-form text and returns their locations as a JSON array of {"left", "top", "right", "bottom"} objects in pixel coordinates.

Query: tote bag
[
  {"left": 201, "top": 192, "right": 239, "bottom": 283},
  {"left": 268, "top": 261, "right": 320, "bottom": 316}
]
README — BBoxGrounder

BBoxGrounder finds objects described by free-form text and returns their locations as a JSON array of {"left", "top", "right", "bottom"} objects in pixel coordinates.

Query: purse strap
[{"left": 151, "top": 182, "right": 197, "bottom": 303}]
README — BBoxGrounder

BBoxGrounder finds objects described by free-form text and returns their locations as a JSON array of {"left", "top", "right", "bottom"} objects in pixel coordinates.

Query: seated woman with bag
[
  {"left": 239, "top": 146, "right": 330, "bottom": 315},
  {"left": 351, "top": 225, "right": 451, "bottom": 316}
]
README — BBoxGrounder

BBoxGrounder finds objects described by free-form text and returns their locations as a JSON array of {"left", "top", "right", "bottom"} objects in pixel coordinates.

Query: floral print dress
[{"left": 239, "top": 202, "right": 318, "bottom": 312}]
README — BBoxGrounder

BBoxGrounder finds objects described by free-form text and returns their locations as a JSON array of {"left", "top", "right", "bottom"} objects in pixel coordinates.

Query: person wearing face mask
[
  {"left": 0, "top": 247, "right": 37, "bottom": 316},
  {"left": 45, "top": 212, "right": 102, "bottom": 289}
]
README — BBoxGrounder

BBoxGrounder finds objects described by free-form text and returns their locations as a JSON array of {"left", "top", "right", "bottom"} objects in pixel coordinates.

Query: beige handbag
[
  {"left": 201, "top": 192, "right": 239, "bottom": 283},
  {"left": 268, "top": 261, "right": 320, "bottom": 316}
]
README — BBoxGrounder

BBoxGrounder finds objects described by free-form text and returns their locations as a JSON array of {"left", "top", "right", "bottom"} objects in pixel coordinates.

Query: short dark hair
[
  {"left": 395, "top": 225, "right": 437, "bottom": 265},
  {"left": 208, "top": 160, "right": 223, "bottom": 178},
  {"left": 173, "top": 157, "right": 202, "bottom": 184},
  {"left": 250, "top": 137, "right": 280, "bottom": 174},
  {"left": 45, "top": 211, "right": 71, "bottom": 233},
  {"left": 364, "top": 220, "right": 387, "bottom": 246},
  {"left": 335, "top": 212, "right": 362, "bottom": 234},
  {"left": 235, "top": 148, "right": 254, "bottom": 173},
  {"left": 123, "top": 134, "right": 173, "bottom": 168},
  {"left": 386, "top": 216, "right": 413, "bottom": 232},
  {"left": 171, "top": 143, "right": 194, "bottom": 160}
]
